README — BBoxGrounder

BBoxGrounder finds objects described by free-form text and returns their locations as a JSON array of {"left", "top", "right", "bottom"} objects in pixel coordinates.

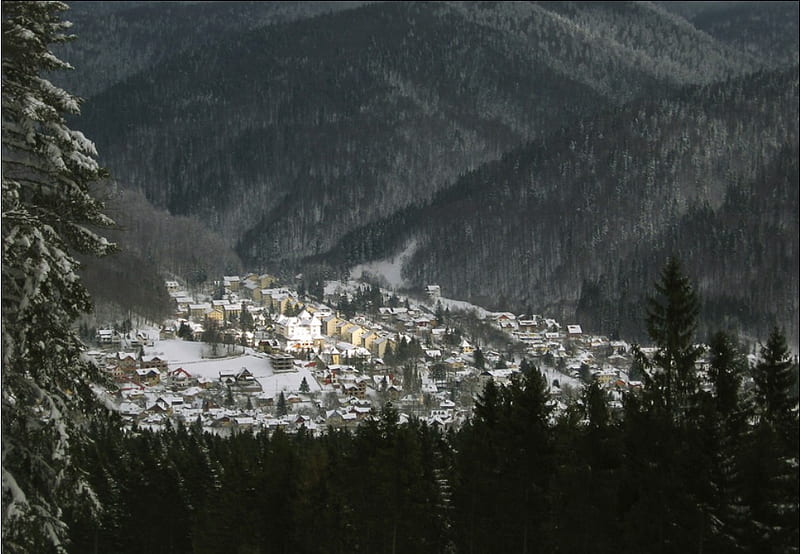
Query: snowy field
[
  {"left": 143, "top": 340, "right": 269, "bottom": 378},
  {"left": 347, "top": 239, "right": 417, "bottom": 289},
  {"left": 143, "top": 340, "right": 321, "bottom": 395},
  {"left": 431, "top": 296, "right": 493, "bottom": 319},
  {"left": 256, "top": 368, "right": 321, "bottom": 396}
]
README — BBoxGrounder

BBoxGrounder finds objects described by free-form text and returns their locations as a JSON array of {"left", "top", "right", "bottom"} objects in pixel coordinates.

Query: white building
[{"left": 274, "top": 309, "right": 322, "bottom": 350}]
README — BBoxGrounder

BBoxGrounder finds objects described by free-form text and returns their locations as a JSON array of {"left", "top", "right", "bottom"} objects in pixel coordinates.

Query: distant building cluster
[{"left": 94, "top": 273, "right": 715, "bottom": 436}]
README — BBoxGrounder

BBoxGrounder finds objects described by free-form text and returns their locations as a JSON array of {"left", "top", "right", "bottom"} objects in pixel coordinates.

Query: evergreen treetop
[
  {"left": 644, "top": 256, "right": 703, "bottom": 420},
  {"left": 753, "top": 327, "right": 795, "bottom": 426}
]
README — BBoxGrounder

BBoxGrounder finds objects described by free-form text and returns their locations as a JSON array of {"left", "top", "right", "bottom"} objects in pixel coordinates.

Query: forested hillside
[
  {"left": 77, "top": 186, "right": 244, "bottom": 322},
  {"left": 54, "top": 1, "right": 368, "bottom": 98},
  {"left": 50, "top": 1, "right": 800, "bottom": 344},
  {"left": 69, "top": 1, "right": 766, "bottom": 250},
  {"left": 661, "top": 1, "right": 799, "bottom": 68},
  {"left": 323, "top": 68, "right": 799, "bottom": 344}
]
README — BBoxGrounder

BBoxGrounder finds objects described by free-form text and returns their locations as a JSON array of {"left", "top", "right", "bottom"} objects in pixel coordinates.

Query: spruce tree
[
  {"left": 277, "top": 392, "right": 288, "bottom": 417},
  {"left": 707, "top": 330, "right": 746, "bottom": 416},
  {"left": 2, "top": 2, "right": 114, "bottom": 551},
  {"left": 747, "top": 327, "right": 799, "bottom": 551},
  {"left": 753, "top": 327, "right": 795, "bottom": 427},
  {"left": 473, "top": 346, "right": 485, "bottom": 370},
  {"left": 645, "top": 256, "right": 703, "bottom": 421}
]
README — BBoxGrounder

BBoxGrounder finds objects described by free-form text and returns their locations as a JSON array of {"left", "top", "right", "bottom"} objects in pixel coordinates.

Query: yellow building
[
  {"left": 372, "top": 336, "right": 395, "bottom": 358},
  {"left": 260, "top": 273, "right": 277, "bottom": 289},
  {"left": 344, "top": 325, "right": 365, "bottom": 346},
  {"left": 361, "top": 331, "right": 379, "bottom": 351},
  {"left": 189, "top": 303, "right": 212, "bottom": 321},
  {"left": 223, "top": 303, "right": 242, "bottom": 320}
]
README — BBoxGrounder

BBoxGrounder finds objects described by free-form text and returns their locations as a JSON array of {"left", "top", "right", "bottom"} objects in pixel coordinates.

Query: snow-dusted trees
[{"left": 2, "top": 2, "right": 114, "bottom": 551}]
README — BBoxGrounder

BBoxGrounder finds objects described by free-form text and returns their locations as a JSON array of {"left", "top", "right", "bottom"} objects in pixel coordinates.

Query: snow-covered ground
[
  {"left": 143, "top": 339, "right": 322, "bottom": 394},
  {"left": 256, "top": 368, "right": 321, "bottom": 396},
  {"left": 144, "top": 339, "right": 271, "bottom": 379},
  {"left": 430, "top": 296, "right": 492, "bottom": 319},
  {"left": 539, "top": 366, "right": 581, "bottom": 390},
  {"left": 347, "top": 239, "right": 417, "bottom": 289}
]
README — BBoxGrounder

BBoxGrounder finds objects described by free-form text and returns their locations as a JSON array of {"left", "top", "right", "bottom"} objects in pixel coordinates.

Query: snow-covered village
[{"left": 91, "top": 272, "right": 675, "bottom": 436}]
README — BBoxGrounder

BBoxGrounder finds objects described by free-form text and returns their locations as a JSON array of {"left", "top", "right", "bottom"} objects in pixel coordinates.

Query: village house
[
  {"left": 165, "top": 280, "right": 181, "bottom": 293},
  {"left": 567, "top": 324, "right": 583, "bottom": 338},
  {"left": 223, "top": 303, "right": 242, "bottom": 321},
  {"left": 115, "top": 352, "right": 138, "bottom": 372},
  {"left": 413, "top": 315, "right": 435, "bottom": 332},
  {"left": 134, "top": 368, "right": 161, "bottom": 386},
  {"left": 189, "top": 303, "right": 212, "bottom": 321},
  {"left": 269, "top": 291, "right": 292, "bottom": 314},
  {"left": 223, "top": 275, "right": 240, "bottom": 292},
  {"left": 342, "top": 324, "right": 365, "bottom": 347},
  {"left": 140, "top": 355, "right": 168, "bottom": 372},
  {"left": 339, "top": 377, "right": 368, "bottom": 400},
  {"left": 321, "top": 314, "right": 343, "bottom": 336},
  {"left": 232, "top": 367, "right": 262, "bottom": 393},
  {"left": 425, "top": 284, "right": 441, "bottom": 299},
  {"left": 96, "top": 329, "right": 120, "bottom": 345},
  {"left": 169, "top": 368, "right": 194, "bottom": 388},
  {"left": 319, "top": 345, "right": 342, "bottom": 366},
  {"left": 207, "top": 308, "right": 224, "bottom": 324},
  {"left": 371, "top": 336, "right": 394, "bottom": 358},
  {"left": 493, "top": 312, "right": 518, "bottom": 330},
  {"left": 219, "top": 369, "right": 237, "bottom": 386},
  {"left": 361, "top": 330, "right": 379, "bottom": 351},
  {"left": 274, "top": 309, "right": 322, "bottom": 350},
  {"left": 241, "top": 280, "right": 259, "bottom": 299},
  {"left": 259, "top": 274, "right": 277, "bottom": 289},
  {"left": 104, "top": 363, "right": 125, "bottom": 381}
]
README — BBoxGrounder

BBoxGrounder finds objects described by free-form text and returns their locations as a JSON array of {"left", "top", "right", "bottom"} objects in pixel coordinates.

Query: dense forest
[
  {"left": 64, "top": 263, "right": 799, "bottom": 553},
  {"left": 326, "top": 67, "right": 798, "bottom": 344},
  {"left": 77, "top": 186, "right": 244, "bottom": 322},
  {"left": 51, "top": 1, "right": 800, "bottom": 346}
]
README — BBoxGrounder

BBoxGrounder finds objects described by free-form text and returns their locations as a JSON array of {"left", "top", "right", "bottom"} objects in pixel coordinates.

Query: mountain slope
[
  {"left": 324, "top": 68, "right": 799, "bottom": 344},
  {"left": 69, "top": 1, "right": 767, "bottom": 263},
  {"left": 659, "top": 1, "right": 799, "bottom": 68},
  {"left": 52, "top": 1, "right": 799, "bottom": 344},
  {"left": 54, "top": 1, "right": 369, "bottom": 98}
]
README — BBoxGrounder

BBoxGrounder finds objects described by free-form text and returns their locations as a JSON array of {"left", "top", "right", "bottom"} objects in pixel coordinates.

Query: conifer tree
[
  {"left": 645, "top": 256, "right": 703, "bottom": 420},
  {"left": 703, "top": 332, "right": 752, "bottom": 552},
  {"left": 753, "top": 327, "right": 795, "bottom": 427},
  {"left": 2, "top": 2, "right": 114, "bottom": 551},
  {"left": 585, "top": 380, "right": 610, "bottom": 429},
  {"left": 473, "top": 346, "right": 485, "bottom": 369},
  {"left": 277, "top": 392, "right": 288, "bottom": 417},
  {"left": 707, "top": 330, "right": 746, "bottom": 416}
]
